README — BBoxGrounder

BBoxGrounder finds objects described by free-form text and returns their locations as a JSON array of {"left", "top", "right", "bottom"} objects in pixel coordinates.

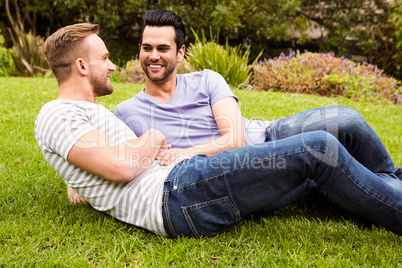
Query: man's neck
[
  {"left": 144, "top": 76, "right": 177, "bottom": 104},
  {"left": 58, "top": 79, "right": 96, "bottom": 103}
]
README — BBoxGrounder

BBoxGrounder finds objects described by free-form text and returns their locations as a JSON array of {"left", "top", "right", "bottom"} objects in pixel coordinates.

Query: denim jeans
[
  {"left": 264, "top": 106, "right": 402, "bottom": 211},
  {"left": 267, "top": 106, "right": 399, "bottom": 174},
  {"left": 162, "top": 106, "right": 402, "bottom": 237}
]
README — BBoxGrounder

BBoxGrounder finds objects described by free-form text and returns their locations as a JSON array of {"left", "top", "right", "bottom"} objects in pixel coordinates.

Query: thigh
[
  {"left": 266, "top": 106, "right": 352, "bottom": 141},
  {"left": 163, "top": 131, "right": 333, "bottom": 237},
  {"left": 266, "top": 106, "right": 396, "bottom": 173}
]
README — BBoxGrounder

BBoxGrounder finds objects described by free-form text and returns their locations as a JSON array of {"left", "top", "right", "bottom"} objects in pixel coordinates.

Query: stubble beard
[
  {"left": 91, "top": 74, "right": 113, "bottom": 97},
  {"left": 141, "top": 60, "right": 177, "bottom": 83}
]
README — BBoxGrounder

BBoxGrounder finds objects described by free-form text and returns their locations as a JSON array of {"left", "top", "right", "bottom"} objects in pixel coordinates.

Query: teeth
[{"left": 150, "top": 64, "right": 162, "bottom": 68}]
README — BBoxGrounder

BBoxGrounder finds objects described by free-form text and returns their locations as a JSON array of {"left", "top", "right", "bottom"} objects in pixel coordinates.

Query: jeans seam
[
  {"left": 278, "top": 147, "right": 402, "bottom": 215},
  {"left": 182, "top": 207, "right": 200, "bottom": 238},
  {"left": 172, "top": 161, "right": 189, "bottom": 189},
  {"left": 182, "top": 196, "right": 241, "bottom": 237},
  {"left": 311, "top": 146, "right": 402, "bottom": 214},
  {"left": 331, "top": 158, "right": 402, "bottom": 214},
  {"left": 163, "top": 191, "right": 177, "bottom": 237},
  {"left": 224, "top": 196, "right": 242, "bottom": 222}
]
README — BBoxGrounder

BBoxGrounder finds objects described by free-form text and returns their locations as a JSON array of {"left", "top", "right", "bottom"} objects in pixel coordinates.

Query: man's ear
[
  {"left": 177, "top": 45, "right": 185, "bottom": 63},
  {"left": 75, "top": 58, "right": 89, "bottom": 76}
]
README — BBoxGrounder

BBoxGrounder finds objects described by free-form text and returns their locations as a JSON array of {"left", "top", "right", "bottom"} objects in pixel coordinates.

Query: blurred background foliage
[
  {"left": 0, "top": 0, "right": 402, "bottom": 102},
  {"left": 185, "top": 29, "right": 262, "bottom": 88},
  {"left": 0, "top": 29, "right": 15, "bottom": 76},
  {"left": 253, "top": 51, "right": 402, "bottom": 104}
]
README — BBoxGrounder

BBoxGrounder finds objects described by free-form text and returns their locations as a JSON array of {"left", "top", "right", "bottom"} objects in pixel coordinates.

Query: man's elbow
[
  {"left": 234, "top": 134, "right": 246, "bottom": 148},
  {"left": 109, "top": 163, "right": 136, "bottom": 183},
  {"left": 240, "top": 137, "right": 246, "bottom": 147},
  {"left": 147, "top": 128, "right": 166, "bottom": 144}
]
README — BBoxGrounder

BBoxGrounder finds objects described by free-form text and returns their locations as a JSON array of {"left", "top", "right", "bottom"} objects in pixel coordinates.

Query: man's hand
[
  {"left": 156, "top": 148, "right": 194, "bottom": 166},
  {"left": 67, "top": 185, "right": 87, "bottom": 205}
]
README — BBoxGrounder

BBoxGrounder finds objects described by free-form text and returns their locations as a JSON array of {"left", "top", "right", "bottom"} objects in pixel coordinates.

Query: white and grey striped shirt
[{"left": 35, "top": 100, "right": 179, "bottom": 236}]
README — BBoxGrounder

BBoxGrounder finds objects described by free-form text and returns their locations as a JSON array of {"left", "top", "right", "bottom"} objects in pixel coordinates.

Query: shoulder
[
  {"left": 36, "top": 100, "right": 76, "bottom": 123},
  {"left": 179, "top": 69, "right": 221, "bottom": 80},
  {"left": 36, "top": 100, "right": 106, "bottom": 126},
  {"left": 114, "top": 90, "right": 146, "bottom": 114},
  {"left": 201, "top": 69, "right": 227, "bottom": 86},
  {"left": 177, "top": 70, "right": 226, "bottom": 92},
  {"left": 36, "top": 100, "right": 58, "bottom": 118},
  {"left": 35, "top": 100, "right": 100, "bottom": 155}
]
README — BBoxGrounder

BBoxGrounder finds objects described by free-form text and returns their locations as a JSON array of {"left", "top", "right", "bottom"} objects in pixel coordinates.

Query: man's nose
[
  {"left": 108, "top": 59, "right": 116, "bottom": 71},
  {"left": 150, "top": 49, "right": 160, "bottom": 61}
]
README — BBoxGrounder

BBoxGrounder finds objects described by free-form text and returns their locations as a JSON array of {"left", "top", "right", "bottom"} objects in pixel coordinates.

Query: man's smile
[{"left": 149, "top": 64, "right": 163, "bottom": 69}]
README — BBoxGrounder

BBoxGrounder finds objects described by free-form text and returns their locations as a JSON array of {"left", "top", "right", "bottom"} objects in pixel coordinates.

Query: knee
[
  {"left": 302, "top": 130, "right": 339, "bottom": 152},
  {"left": 302, "top": 131, "right": 341, "bottom": 166},
  {"left": 332, "top": 106, "right": 367, "bottom": 132},
  {"left": 337, "top": 106, "right": 362, "bottom": 119}
]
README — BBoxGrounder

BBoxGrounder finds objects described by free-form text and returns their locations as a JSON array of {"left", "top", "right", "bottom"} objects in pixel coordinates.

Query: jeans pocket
[{"left": 182, "top": 196, "right": 241, "bottom": 238}]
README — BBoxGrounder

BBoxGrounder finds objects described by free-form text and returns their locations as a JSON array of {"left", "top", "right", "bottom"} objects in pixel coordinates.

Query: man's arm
[
  {"left": 157, "top": 97, "right": 246, "bottom": 165},
  {"left": 68, "top": 128, "right": 168, "bottom": 182},
  {"left": 190, "top": 97, "right": 246, "bottom": 155}
]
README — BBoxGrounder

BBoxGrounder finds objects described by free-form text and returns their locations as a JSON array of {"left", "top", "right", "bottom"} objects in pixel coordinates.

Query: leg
[
  {"left": 162, "top": 131, "right": 402, "bottom": 237},
  {"left": 265, "top": 106, "right": 401, "bottom": 210},
  {"left": 267, "top": 106, "right": 400, "bottom": 174}
]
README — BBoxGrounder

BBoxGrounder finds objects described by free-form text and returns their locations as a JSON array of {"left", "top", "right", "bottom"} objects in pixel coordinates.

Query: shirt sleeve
[
  {"left": 204, "top": 69, "right": 238, "bottom": 105},
  {"left": 51, "top": 105, "right": 96, "bottom": 160},
  {"left": 113, "top": 105, "right": 125, "bottom": 123}
]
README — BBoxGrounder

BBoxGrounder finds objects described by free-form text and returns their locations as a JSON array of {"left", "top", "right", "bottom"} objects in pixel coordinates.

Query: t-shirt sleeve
[
  {"left": 204, "top": 69, "right": 238, "bottom": 105},
  {"left": 114, "top": 105, "right": 124, "bottom": 121},
  {"left": 50, "top": 105, "right": 96, "bottom": 160},
  {"left": 113, "top": 97, "right": 147, "bottom": 137}
]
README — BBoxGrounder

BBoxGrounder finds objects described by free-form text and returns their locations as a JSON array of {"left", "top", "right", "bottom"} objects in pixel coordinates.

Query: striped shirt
[{"left": 35, "top": 99, "right": 179, "bottom": 236}]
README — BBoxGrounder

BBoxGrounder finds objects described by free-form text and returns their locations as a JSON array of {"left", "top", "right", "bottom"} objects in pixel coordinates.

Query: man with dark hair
[
  {"left": 140, "top": 9, "right": 186, "bottom": 53},
  {"left": 114, "top": 9, "right": 402, "bottom": 213},
  {"left": 36, "top": 21, "right": 402, "bottom": 238}
]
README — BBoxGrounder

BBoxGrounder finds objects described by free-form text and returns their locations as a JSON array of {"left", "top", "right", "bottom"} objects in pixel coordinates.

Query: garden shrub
[
  {"left": 185, "top": 29, "right": 261, "bottom": 88},
  {"left": 252, "top": 51, "right": 402, "bottom": 103},
  {"left": 10, "top": 31, "right": 50, "bottom": 77},
  {"left": 0, "top": 31, "right": 16, "bottom": 76},
  {"left": 113, "top": 57, "right": 146, "bottom": 84},
  {"left": 390, "top": 1, "right": 402, "bottom": 79}
]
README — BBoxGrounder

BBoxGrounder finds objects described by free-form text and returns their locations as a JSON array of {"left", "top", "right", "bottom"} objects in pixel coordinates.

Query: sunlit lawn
[{"left": 0, "top": 77, "right": 401, "bottom": 267}]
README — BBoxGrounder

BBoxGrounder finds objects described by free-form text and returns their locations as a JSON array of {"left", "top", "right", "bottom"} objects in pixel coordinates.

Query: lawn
[{"left": 0, "top": 77, "right": 401, "bottom": 267}]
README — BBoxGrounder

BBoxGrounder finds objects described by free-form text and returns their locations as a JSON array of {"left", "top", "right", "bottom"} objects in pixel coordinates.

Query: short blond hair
[{"left": 42, "top": 23, "right": 99, "bottom": 84}]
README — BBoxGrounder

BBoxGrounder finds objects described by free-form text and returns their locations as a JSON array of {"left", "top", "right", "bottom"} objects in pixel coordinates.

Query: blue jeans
[
  {"left": 264, "top": 106, "right": 402, "bottom": 211},
  {"left": 162, "top": 106, "right": 402, "bottom": 237}
]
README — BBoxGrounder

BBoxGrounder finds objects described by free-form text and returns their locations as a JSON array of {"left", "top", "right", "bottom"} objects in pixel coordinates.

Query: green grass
[{"left": 0, "top": 77, "right": 401, "bottom": 267}]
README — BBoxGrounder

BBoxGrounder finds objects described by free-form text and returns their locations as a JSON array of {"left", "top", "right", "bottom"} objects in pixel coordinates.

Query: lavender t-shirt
[{"left": 114, "top": 69, "right": 268, "bottom": 148}]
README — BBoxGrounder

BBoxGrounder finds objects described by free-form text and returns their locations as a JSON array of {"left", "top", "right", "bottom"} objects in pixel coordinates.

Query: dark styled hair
[
  {"left": 141, "top": 9, "right": 186, "bottom": 52},
  {"left": 42, "top": 23, "right": 99, "bottom": 84}
]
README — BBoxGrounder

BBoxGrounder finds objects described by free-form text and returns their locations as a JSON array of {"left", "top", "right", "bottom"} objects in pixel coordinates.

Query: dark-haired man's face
[{"left": 140, "top": 26, "right": 184, "bottom": 84}]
